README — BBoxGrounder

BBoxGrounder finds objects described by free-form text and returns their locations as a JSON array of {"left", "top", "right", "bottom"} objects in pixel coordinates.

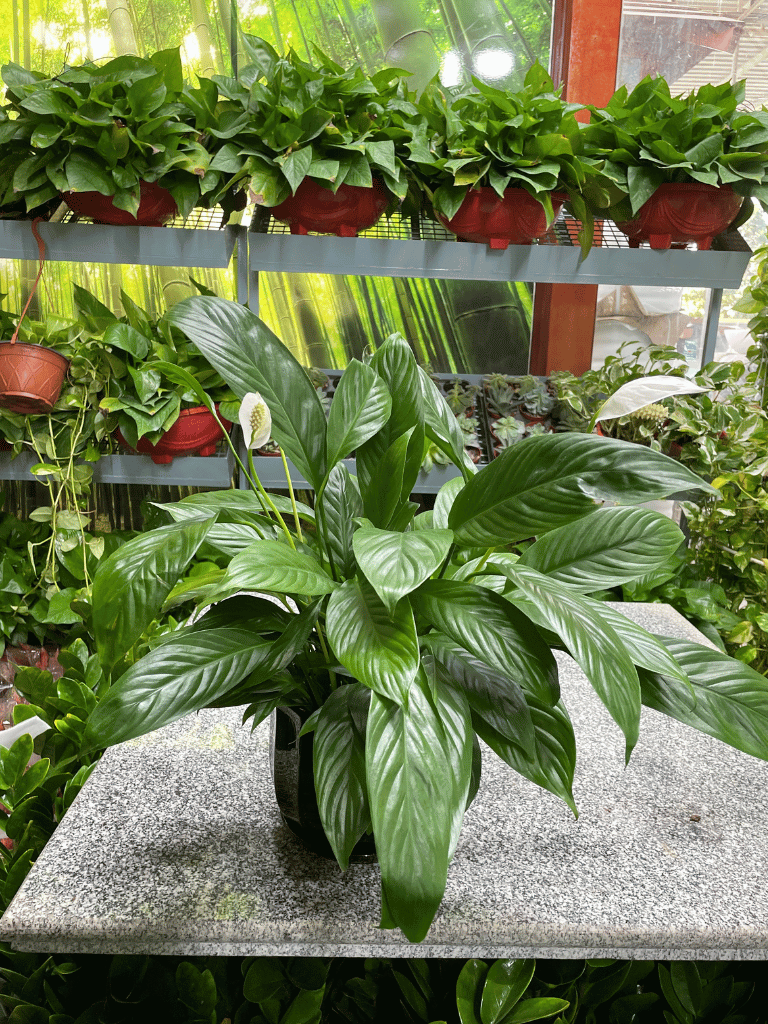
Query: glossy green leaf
[
  {"left": 318, "top": 464, "right": 362, "bottom": 579},
  {"left": 359, "top": 428, "right": 414, "bottom": 528},
  {"left": 418, "top": 366, "right": 476, "bottom": 479},
  {"left": 592, "top": 604, "right": 693, "bottom": 699},
  {"left": 504, "top": 997, "right": 571, "bottom": 1022},
  {"left": 641, "top": 637, "right": 768, "bottom": 760},
  {"left": 353, "top": 525, "right": 453, "bottom": 613},
  {"left": 480, "top": 959, "right": 535, "bottom": 1024},
  {"left": 91, "top": 519, "right": 214, "bottom": 674},
  {"left": 505, "top": 565, "right": 641, "bottom": 761},
  {"left": 83, "top": 625, "right": 274, "bottom": 749},
  {"left": 216, "top": 540, "right": 336, "bottom": 597},
  {"left": 434, "top": 476, "right": 465, "bottom": 529},
  {"left": 325, "top": 580, "right": 419, "bottom": 703},
  {"left": 167, "top": 297, "right": 327, "bottom": 489},
  {"left": 448, "top": 433, "right": 716, "bottom": 546},
  {"left": 65, "top": 151, "right": 115, "bottom": 195},
  {"left": 457, "top": 960, "right": 489, "bottom": 1024},
  {"left": 412, "top": 579, "right": 559, "bottom": 706},
  {"left": 519, "top": 506, "right": 685, "bottom": 591},
  {"left": 424, "top": 635, "right": 534, "bottom": 754},
  {"left": 366, "top": 673, "right": 473, "bottom": 942},
  {"left": 325, "top": 359, "right": 391, "bottom": 467},
  {"left": 313, "top": 682, "right": 371, "bottom": 869}
]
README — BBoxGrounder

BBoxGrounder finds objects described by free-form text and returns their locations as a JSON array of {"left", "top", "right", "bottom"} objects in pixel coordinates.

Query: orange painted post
[{"left": 530, "top": 0, "right": 623, "bottom": 374}]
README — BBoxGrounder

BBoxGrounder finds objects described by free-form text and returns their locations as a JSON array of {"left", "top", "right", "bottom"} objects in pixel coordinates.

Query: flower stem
[
  {"left": 248, "top": 448, "right": 296, "bottom": 550},
  {"left": 279, "top": 445, "right": 304, "bottom": 544}
]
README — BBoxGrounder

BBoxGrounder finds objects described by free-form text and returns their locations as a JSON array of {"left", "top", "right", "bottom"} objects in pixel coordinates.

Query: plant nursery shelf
[
  {"left": 0, "top": 450, "right": 235, "bottom": 487},
  {"left": 3, "top": 603, "right": 766, "bottom": 959},
  {"left": 0, "top": 206, "right": 244, "bottom": 269},
  {"left": 247, "top": 209, "right": 753, "bottom": 288}
]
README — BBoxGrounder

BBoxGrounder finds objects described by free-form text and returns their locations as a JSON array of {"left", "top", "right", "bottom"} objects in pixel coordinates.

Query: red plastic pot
[
  {"left": 437, "top": 188, "right": 567, "bottom": 249},
  {"left": 269, "top": 177, "right": 389, "bottom": 236},
  {"left": 61, "top": 180, "right": 178, "bottom": 226},
  {"left": 116, "top": 406, "right": 232, "bottom": 465},
  {"left": 614, "top": 183, "right": 743, "bottom": 251},
  {"left": 0, "top": 342, "right": 69, "bottom": 414}
]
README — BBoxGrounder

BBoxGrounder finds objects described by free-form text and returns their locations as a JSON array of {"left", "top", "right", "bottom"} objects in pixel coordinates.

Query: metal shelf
[
  {"left": 0, "top": 449, "right": 236, "bottom": 487},
  {"left": 0, "top": 206, "right": 244, "bottom": 268},
  {"left": 247, "top": 209, "right": 752, "bottom": 288}
]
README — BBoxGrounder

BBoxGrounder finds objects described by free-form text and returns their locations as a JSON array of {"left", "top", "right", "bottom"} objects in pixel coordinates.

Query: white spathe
[
  {"left": 239, "top": 392, "right": 272, "bottom": 449},
  {"left": 595, "top": 375, "right": 708, "bottom": 423}
]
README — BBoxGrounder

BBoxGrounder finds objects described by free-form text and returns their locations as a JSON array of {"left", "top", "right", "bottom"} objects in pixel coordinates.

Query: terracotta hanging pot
[
  {"left": 0, "top": 219, "right": 68, "bottom": 414},
  {"left": 61, "top": 180, "right": 178, "bottom": 226},
  {"left": 0, "top": 343, "right": 69, "bottom": 414},
  {"left": 614, "top": 183, "right": 743, "bottom": 250},
  {"left": 269, "top": 177, "right": 389, "bottom": 237},
  {"left": 115, "top": 405, "right": 231, "bottom": 465},
  {"left": 437, "top": 187, "right": 567, "bottom": 249}
]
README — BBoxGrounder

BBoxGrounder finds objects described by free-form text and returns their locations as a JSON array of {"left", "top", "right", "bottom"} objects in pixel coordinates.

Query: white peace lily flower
[{"left": 239, "top": 392, "right": 272, "bottom": 449}]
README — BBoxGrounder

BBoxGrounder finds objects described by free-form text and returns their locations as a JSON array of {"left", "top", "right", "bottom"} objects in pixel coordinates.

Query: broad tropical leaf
[
  {"left": 448, "top": 433, "right": 716, "bottom": 546},
  {"left": 215, "top": 540, "right": 337, "bottom": 597},
  {"left": 353, "top": 525, "right": 454, "bottom": 613},
  {"left": 424, "top": 635, "right": 534, "bottom": 754},
  {"left": 434, "top": 476, "right": 465, "bottom": 529},
  {"left": 480, "top": 959, "right": 536, "bottom": 1024},
  {"left": 519, "top": 506, "right": 685, "bottom": 591},
  {"left": 641, "top": 637, "right": 768, "bottom": 760},
  {"left": 594, "top": 603, "right": 693, "bottom": 699},
  {"left": 504, "top": 565, "right": 641, "bottom": 761},
  {"left": 366, "top": 674, "right": 473, "bottom": 942},
  {"left": 318, "top": 464, "right": 362, "bottom": 579},
  {"left": 175, "top": 489, "right": 316, "bottom": 524},
  {"left": 313, "top": 683, "right": 372, "bottom": 869},
  {"left": 325, "top": 360, "right": 392, "bottom": 468},
  {"left": 418, "top": 366, "right": 476, "bottom": 479},
  {"left": 412, "top": 579, "right": 560, "bottom": 705},
  {"left": 166, "top": 297, "right": 327, "bottom": 489},
  {"left": 83, "top": 625, "right": 274, "bottom": 749},
  {"left": 91, "top": 519, "right": 213, "bottom": 674},
  {"left": 325, "top": 580, "right": 419, "bottom": 703},
  {"left": 457, "top": 960, "right": 488, "bottom": 1024},
  {"left": 359, "top": 428, "right": 415, "bottom": 529}
]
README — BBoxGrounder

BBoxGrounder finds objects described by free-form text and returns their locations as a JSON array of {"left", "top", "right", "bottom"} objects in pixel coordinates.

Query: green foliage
[
  {"left": 0, "top": 49, "right": 239, "bottom": 218},
  {"left": 79, "top": 295, "right": 762, "bottom": 944},
  {"left": 580, "top": 75, "right": 768, "bottom": 223},
  {"left": 208, "top": 36, "right": 418, "bottom": 210}
]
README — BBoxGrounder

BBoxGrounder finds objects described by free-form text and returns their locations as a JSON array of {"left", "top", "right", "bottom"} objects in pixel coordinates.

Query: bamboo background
[{"left": 0, "top": 0, "right": 551, "bottom": 372}]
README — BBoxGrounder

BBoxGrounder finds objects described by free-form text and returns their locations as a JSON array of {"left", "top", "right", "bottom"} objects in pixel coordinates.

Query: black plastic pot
[{"left": 270, "top": 706, "right": 377, "bottom": 863}]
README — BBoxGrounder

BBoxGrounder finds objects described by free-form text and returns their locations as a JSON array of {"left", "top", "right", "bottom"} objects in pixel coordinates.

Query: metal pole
[{"left": 701, "top": 287, "right": 723, "bottom": 367}]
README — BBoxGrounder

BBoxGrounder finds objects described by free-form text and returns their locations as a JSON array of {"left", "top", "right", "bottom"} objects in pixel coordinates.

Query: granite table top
[{"left": 1, "top": 603, "right": 766, "bottom": 959}]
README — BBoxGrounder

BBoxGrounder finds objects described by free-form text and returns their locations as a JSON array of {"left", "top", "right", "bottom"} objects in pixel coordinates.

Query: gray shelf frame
[
  {"left": 246, "top": 216, "right": 753, "bottom": 289},
  {"left": 0, "top": 449, "right": 236, "bottom": 488},
  {"left": 0, "top": 217, "right": 244, "bottom": 269}
]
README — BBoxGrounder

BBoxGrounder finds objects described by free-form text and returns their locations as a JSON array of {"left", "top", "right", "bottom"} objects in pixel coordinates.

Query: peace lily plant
[{"left": 83, "top": 298, "right": 768, "bottom": 943}]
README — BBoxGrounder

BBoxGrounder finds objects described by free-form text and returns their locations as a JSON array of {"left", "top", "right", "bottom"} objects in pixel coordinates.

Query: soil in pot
[
  {"left": 61, "top": 181, "right": 177, "bottom": 226},
  {"left": 438, "top": 188, "right": 567, "bottom": 249},
  {"left": 269, "top": 177, "right": 389, "bottom": 237},
  {"left": 614, "top": 183, "right": 743, "bottom": 250},
  {"left": 0, "top": 342, "right": 69, "bottom": 414},
  {"left": 271, "top": 706, "right": 377, "bottom": 863},
  {"left": 115, "top": 406, "right": 231, "bottom": 464}
]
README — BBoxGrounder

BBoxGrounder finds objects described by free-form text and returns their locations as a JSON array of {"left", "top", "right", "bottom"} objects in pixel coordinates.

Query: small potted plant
[
  {"left": 491, "top": 414, "right": 525, "bottom": 454},
  {"left": 409, "top": 63, "right": 597, "bottom": 251},
  {"left": 580, "top": 75, "right": 767, "bottom": 249},
  {"left": 483, "top": 373, "right": 520, "bottom": 418},
  {"left": 81, "top": 294, "right": 768, "bottom": 947},
  {"left": 0, "top": 49, "right": 235, "bottom": 224},
  {"left": 90, "top": 288, "right": 236, "bottom": 462},
  {"left": 518, "top": 375, "right": 555, "bottom": 424},
  {"left": 208, "top": 36, "right": 417, "bottom": 236},
  {"left": 443, "top": 378, "right": 479, "bottom": 417}
]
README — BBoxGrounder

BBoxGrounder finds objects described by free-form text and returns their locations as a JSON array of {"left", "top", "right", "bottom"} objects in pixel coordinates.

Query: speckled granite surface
[{"left": 1, "top": 603, "right": 766, "bottom": 959}]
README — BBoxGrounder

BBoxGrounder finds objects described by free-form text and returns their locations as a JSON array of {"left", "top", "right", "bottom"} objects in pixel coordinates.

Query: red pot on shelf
[
  {"left": 115, "top": 406, "right": 231, "bottom": 465},
  {"left": 614, "top": 183, "right": 743, "bottom": 251},
  {"left": 437, "top": 188, "right": 567, "bottom": 249},
  {"left": 0, "top": 342, "right": 69, "bottom": 414},
  {"left": 61, "top": 180, "right": 178, "bottom": 226},
  {"left": 269, "top": 177, "right": 389, "bottom": 237}
]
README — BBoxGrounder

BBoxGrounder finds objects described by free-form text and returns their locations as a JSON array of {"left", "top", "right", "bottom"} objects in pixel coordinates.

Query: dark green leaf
[
  {"left": 480, "top": 959, "right": 535, "bottom": 1024},
  {"left": 325, "top": 359, "right": 392, "bottom": 468},
  {"left": 318, "top": 464, "right": 361, "bottom": 579},
  {"left": 353, "top": 525, "right": 453, "bottom": 613},
  {"left": 457, "top": 960, "right": 488, "bottom": 1024},
  {"left": 366, "top": 673, "right": 473, "bottom": 942},
  {"left": 216, "top": 540, "right": 336, "bottom": 596}
]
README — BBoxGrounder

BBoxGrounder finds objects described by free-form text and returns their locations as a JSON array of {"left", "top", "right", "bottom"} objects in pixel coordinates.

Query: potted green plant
[
  {"left": 0, "top": 49, "right": 235, "bottom": 223},
  {"left": 80, "top": 296, "right": 768, "bottom": 944},
  {"left": 90, "top": 288, "right": 237, "bottom": 461},
  {"left": 409, "top": 63, "right": 597, "bottom": 251},
  {"left": 208, "top": 36, "right": 417, "bottom": 236},
  {"left": 491, "top": 414, "right": 525, "bottom": 453},
  {"left": 580, "top": 76, "right": 768, "bottom": 249}
]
